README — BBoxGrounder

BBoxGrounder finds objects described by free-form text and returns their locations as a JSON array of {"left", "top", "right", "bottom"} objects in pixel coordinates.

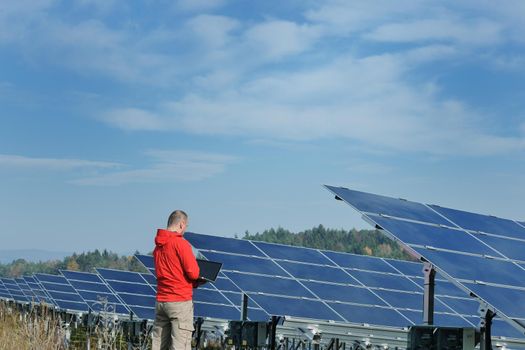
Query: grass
[{"left": 0, "top": 301, "right": 66, "bottom": 350}]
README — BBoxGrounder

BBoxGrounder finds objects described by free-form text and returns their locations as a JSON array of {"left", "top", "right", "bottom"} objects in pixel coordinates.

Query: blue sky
[{"left": 1, "top": 0, "right": 525, "bottom": 254}]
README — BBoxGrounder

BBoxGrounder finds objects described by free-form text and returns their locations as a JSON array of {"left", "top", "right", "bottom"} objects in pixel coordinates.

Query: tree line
[
  {"left": 0, "top": 250, "right": 147, "bottom": 278},
  {"left": 243, "top": 225, "right": 414, "bottom": 260},
  {"left": 1, "top": 225, "right": 413, "bottom": 277}
]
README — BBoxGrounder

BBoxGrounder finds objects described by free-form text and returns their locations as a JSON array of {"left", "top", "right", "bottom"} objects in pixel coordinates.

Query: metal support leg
[
  {"left": 269, "top": 316, "right": 279, "bottom": 350},
  {"left": 241, "top": 294, "right": 248, "bottom": 321},
  {"left": 423, "top": 262, "right": 436, "bottom": 325},
  {"left": 479, "top": 305, "right": 495, "bottom": 350}
]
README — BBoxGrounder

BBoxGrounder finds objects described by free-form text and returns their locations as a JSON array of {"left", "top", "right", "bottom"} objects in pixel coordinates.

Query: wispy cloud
[
  {"left": 71, "top": 150, "right": 239, "bottom": 186},
  {"left": 100, "top": 52, "right": 525, "bottom": 156},
  {"left": 0, "top": 154, "right": 121, "bottom": 170}
]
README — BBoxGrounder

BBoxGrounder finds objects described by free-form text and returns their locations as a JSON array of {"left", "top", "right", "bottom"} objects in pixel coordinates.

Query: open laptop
[{"left": 196, "top": 259, "right": 222, "bottom": 282}]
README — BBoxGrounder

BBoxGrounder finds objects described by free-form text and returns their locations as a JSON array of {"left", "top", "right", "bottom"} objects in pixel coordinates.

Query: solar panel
[
  {"left": 34, "top": 273, "right": 89, "bottom": 313},
  {"left": 185, "top": 232, "right": 525, "bottom": 342},
  {"left": 1, "top": 277, "right": 29, "bottom": 303},
  {"left": 325, "top": 185, "right": 525, "bottom": 336},
  {"left": 14, "top": 277, "right": 38, "bottom": 302},
  {"left": 22, "top": 275, "right": 54, "bottom": 305},
  {"left": 0, "top": 280, "right": 13, "bottom": 300},
  {"left": 96, "top": 268, "right": 156, "bottom": 320},
  {"left": 60, "top": 270, "right": 130, "bottom": 316}
]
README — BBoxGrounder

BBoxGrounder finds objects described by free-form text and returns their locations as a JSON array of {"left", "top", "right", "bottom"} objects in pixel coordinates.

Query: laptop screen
[{"left": 197, "top": 259, "right": 222, "bottom": 282}]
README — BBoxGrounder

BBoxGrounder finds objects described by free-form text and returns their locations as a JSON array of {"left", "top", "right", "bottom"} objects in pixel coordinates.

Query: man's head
[{"left": 167, "top": 210, "right": 188, "bottom": 234}]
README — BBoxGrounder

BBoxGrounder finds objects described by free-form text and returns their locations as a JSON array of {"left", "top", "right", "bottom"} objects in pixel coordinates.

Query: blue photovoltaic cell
[
  {"left": 222, "top": 291, "right": 264, "bottom": 309},
  {"left": 97, "top": 268, "right": 156, "bottom": 320},
  {"left": 224, "top": 271, "right": 315, "bottom": 298},
  {"left": 491, "top": 319, "right": 525, "bottom": 339},
  {"left": 61, "top": 270, "right": 130, "bottom": 315},
  {"left": 107, "top": 280, "right": 156, "bottom": 295},
  {"left": 322, "top": 251, "right": 397, "bottom": 273},
  {"left": 433, "top": 280, "right": 471, "bottom": 298},
  {"left": 373, "top": 290, "right": 426, "bottom": 311},
  {"left": 325, "top": 185, "right": 450, "bottom": 226},
  {"left": 437, "top": 296, "right": 480, "bottom": 316},
  {"left": 194, "top": 302, "right": 240, "bottom": 320},
  {"left": 347, "top": 270, "right": 420, "bottom": 292},
  {"left": 61, "top": 270, "right": 102, "bottom": 283},
  {"left": 135, "top": 254, "right": 154, "bottom": 271},
  {"left": 244, "top": 308, "right": 270, "bottom": 322},
  {"left": 464, "top": 284, "right": 525, "bottom": 320},
  {"left": 119, "top": 293, "right": 156, "bottom": 308},
  {"left": 327, "top": 302, "right": 410, "bottom": 327},
  {"left": 371, "top": 216, "right": 496, "bottom": 256},
  {"left": 277, "top": 260, "right": 357, "bottom": 284},
  {"left": 475, "top": 234, "right": 525, "bottom": 262},
  {"left": 193, "top": 288, "right": 233, "bottom": 305},
  {"left": 34, "top": 274, "right": 88, "bottom": 312},
  {"left": 430, "top": 205, "right": 525, "bottom": 240},
  {"left": 15, "top": 278, "right": 36, "bottom": 301},
  {"left": 412, "top": 248, "right": 525, "bottom": 288},
  {"left": 252, "top": 241, "right": 334, "bottom": 265},
  {"left": 0, "top": 281, "right": 12, "bottom": 300},
  {"left": 129, "top": 306, "right": 155, "bottom": 320},
  {"left": 401, "top": 311, "right": 473, "bottom": 327},
  {"left": 185, "top": 232, "right": 265, "bottom": 257},
  {"left": 383, "top": 259, "right": 422, "bottom": 277},
  {"left": 1, "top": 278, "right": 28, "bottom": 303},
  {"left": 212, "top": 276, "right": 241, "bottom": 292},
  {"left": 199, "top": 251, "right": 286, "bottom": 276},
  {"left": 141, "top": 273, "right": 157, "bottom": 286},
  {"left": 249, "top": 294, "right": 344, "bottom": 322},
  {"left": 97, "top": 269, "right": 147, "bottom": 284},
  {"left": 302, "top": 281, "right": 385, "bottom": 305},
  {"left": 23, "top": 276, "right": 53, "bottom": 304}
]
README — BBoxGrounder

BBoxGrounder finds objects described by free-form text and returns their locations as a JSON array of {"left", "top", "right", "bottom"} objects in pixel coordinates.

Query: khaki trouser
[{"left": 151, "top": 300, "right": 194, "bottom": 350}]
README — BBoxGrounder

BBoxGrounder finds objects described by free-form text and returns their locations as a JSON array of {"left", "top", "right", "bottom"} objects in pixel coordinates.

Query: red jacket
[{"left": 153, "top": 229, "right": 200, "bottom": 302}]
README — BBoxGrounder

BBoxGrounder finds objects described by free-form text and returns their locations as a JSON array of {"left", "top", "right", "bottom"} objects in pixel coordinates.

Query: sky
[{"left": 1, "top": 0, "right": 525, "bottom": 255}]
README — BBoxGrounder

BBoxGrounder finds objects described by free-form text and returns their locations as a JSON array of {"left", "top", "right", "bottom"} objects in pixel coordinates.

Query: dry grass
[{"left": 0, "top": 302, "right": 66, "bottom": 350}]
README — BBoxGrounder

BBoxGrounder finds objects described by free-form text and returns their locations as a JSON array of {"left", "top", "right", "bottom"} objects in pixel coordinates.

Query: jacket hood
[{"left": 155, "top": 229, "right": 182, "bottom": 247}]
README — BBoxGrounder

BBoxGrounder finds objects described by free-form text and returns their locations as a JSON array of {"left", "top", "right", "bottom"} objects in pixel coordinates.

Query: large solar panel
[
  {"left": 325, "top": 185, "right": 525, "bottom": 337},
  {"left": 181, "top": 232, "right": 525, "bottom": 342},
  {"left": 34, "top": 273, "right": 89, "bottom": 313},
  {"left": 60, "top": 270, "right": 130, "bottom": 316}
]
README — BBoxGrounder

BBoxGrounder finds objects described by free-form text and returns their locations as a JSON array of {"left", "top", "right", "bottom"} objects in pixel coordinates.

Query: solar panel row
[
  {"left": 133, "top": 233, "right": 525, "bottom": 339},
  {"left": 1, "top": 230, "right": 524, "bottom": 343},
  {"left": 324, "top": 185, "right": 525, "bottom": 337}
]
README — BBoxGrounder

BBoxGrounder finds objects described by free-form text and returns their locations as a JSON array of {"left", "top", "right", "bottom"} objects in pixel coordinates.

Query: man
[{"left": 152, "top": 210, "right": 201, "bottom": 350}]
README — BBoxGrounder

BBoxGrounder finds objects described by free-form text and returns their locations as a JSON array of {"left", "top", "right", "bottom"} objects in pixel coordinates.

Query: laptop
[{"left": 197, "top": 259, "right": 222, "bottom": 282}]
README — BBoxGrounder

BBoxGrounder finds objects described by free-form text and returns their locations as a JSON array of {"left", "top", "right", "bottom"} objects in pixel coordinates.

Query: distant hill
[{"left": 0, "top": 249, "right": 73, "bottom": 264}]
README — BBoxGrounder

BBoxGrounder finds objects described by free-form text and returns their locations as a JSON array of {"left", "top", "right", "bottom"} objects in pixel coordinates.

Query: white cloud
[
  {"left": 102, "top": 108, "right": 165, "bottom": 131},
  {"left": 71, "top": 150, "right": 238, "bottom": 186},
  {"left": 365, "top": 18, "right": 502, "bottom": 46},
  {"left": 0, "top": 154, "right": 121, "bottom": 170},
  {"left": 100, "top": 52, "right": 525, "bottom": 156},
  {"left": 244, "top": 20, "right": 322, "bottom": 60},
  {"left": 174, "top": 0, "right": 226, "bottom": 13}
]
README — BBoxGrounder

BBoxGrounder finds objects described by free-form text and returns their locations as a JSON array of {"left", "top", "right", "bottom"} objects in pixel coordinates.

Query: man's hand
[{"left": 193, "top": 278, "right": 208, "bottom": 288}]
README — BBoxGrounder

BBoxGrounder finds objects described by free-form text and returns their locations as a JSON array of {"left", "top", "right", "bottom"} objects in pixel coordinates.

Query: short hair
[{"left": 167, "top": 210, "right": 188, "bottom": 228}]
